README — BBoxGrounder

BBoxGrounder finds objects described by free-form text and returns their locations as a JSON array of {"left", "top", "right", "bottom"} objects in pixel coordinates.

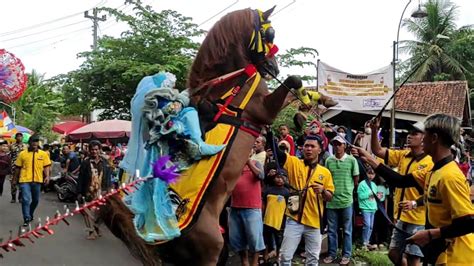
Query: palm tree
[{"left": 400, "top": 0, "right": 473, "bottom": 84}]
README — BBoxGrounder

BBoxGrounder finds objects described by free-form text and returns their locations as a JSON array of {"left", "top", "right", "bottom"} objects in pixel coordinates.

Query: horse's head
[
  {"left": 188, "top": 7, "right": 279, "bottom": 92},
  {"left": 247, "top": 7, "right": 279, "bottom": 80}
]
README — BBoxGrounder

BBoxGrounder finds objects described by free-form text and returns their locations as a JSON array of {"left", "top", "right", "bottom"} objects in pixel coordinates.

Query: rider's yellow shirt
[{"left": 284, "top": 155, "right": 334, "bottom": 229}]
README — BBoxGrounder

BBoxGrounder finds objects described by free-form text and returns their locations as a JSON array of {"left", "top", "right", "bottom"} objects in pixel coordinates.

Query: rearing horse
[{"left": 101, "top": 7, "right": 307, "bottom": 265}]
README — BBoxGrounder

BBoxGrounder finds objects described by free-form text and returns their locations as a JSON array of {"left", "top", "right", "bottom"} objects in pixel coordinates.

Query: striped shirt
[{"left": 325, "top": 153, "right": 359, "bottom": 209}]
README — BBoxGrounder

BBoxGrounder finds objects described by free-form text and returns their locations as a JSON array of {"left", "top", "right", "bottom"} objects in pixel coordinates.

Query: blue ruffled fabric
[{"left": 120, "top": 72, "right": 180, "bottom": 242}]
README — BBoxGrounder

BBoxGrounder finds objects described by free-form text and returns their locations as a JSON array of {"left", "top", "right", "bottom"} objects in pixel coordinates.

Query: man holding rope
[
  {"left": 270, "top": 132, "right": 334, "bottom": 265},
  {"left": 354, "top": 113, "right": 474, "bottom": 265},
  {"left": 368, "top": 116, "right": 433, "bottom": 266}
]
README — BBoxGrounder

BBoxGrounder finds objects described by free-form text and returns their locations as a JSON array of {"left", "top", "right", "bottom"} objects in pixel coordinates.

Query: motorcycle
[
  {"left": 54, "top": 172, "right": 79, "bottom": 202},
  {"left": 44, "top": 162, "right": 63, "bottom": 192}
]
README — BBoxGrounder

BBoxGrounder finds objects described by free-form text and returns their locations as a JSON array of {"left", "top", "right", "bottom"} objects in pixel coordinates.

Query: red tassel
[
  {"left": 21, "top": 235, "right": 34, "bottom": 244},
  {"left": 11, "top": 239, "right": 24, "bottom": 247}
]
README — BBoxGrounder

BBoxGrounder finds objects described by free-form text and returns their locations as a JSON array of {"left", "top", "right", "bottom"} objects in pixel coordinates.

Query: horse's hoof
[{"left": 323, "top": 99, "right": 338, "bottom": 108}]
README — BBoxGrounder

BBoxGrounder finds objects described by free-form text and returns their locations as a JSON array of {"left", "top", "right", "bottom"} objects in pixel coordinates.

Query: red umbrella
[
  {"left": 67, "top": 120, "right": 131, "bottom": 140},
  {"left": 52, "top": 121, "right": 86, "bottom": 134}
]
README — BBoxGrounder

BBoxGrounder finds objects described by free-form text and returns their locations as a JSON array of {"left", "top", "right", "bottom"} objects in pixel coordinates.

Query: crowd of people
[
  {"left": 0, "top": 132, "right": 126, "bottom": 240},
  {"left": 1, "top": 112, "right": 473, "bottom": 265},
  {"left": 226, "top": 113, "right": 474, "bottom": 266}
]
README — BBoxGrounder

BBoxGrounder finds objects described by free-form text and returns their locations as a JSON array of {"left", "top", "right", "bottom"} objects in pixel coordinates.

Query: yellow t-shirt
[
  {"left": 387, "top": 149, "right": 434, "bottom": 225},
  {"left": 15, "top": 149, "right": 52, "bottom": 183},
  {"left": 284, "top": 156, "right": 334, "bottom": 229},
  {"left": 264, "top": 194, "right": 287, "bottom": 230},
  {"left": 425, "top": 160, "right": 474, "bottom": 265}
]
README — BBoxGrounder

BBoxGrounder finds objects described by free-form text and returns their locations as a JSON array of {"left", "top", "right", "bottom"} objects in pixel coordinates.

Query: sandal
[
  {"left": 323, "top": 256, "right": 335, "bottom": 264},
  {"left": 340, "top": 257, "right": 351, "bottom": 265},
  {"left": 86, "top": 234, "right": 97, "bottom": 240}
]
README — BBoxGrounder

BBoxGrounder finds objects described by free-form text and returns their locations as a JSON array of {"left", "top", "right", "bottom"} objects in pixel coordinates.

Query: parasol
[
  {"left": 67, "top": 120, "right": 131, "bottom": 141},
  {"left": 52, "top": 121, "right": 86, "bottom": 134},
  {"left": 15, "top": 125, "right": 33, "bottom": 134},
  {"left": 0, "top": 49, "right": 28, "bottom": 103}
]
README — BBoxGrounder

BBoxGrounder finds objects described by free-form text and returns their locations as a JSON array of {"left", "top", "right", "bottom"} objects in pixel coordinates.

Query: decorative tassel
[
  {"left": 0, "top": 155, "right": 176, "bottom": 258},
  {"left": 152, "top": 156, "right": 179, "bottom": 183}
]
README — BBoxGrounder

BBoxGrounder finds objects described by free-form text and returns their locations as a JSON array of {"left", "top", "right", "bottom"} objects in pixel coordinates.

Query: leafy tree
[
  {"left": 61, "top": 1, "right": 204, "bottom": 120},
  {"left": 277, "top": 47, "right": 319, "bottom": 84},
  {"left": 12, "top": 70, "right": 63, "bottom": 141},
  {"left": 269, "top": 47, "right": 319, "bottom": 135},
  {"left": 50, "top": 73, "right": 93, "bottom": 120},
  {"left": 400, "top": 0, "right": 474, "bottom": 86}
]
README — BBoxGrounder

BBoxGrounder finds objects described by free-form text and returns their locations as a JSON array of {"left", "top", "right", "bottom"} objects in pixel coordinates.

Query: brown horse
[{"left": 101, "top": 7, "right": 308, "bottom": 266}]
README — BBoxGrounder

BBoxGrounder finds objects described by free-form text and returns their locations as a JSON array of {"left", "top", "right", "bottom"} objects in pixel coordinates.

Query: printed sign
[{"left": 317, "top": 61, "right": 394, "bottom": 110}]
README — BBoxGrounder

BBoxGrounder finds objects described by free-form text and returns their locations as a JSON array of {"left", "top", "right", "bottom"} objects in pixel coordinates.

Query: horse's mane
[{"left": 187, "top": 8, "right": 254, "bottom": 96}]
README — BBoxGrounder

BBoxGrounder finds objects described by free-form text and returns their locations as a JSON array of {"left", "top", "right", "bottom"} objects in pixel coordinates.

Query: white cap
[
  {"left": 410, "top": 121, "right": 425, "bottom": 132},
  {"left": 331, "top": 135, "right": 347, "bottom": 144}
]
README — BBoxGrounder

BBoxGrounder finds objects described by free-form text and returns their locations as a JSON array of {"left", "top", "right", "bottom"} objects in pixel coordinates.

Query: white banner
[{"left": 317, "top": 61, "right": 394, "bottom": 110}]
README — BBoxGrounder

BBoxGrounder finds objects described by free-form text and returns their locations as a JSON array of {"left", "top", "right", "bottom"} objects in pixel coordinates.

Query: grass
[{"left": 352, "top": 248, "right": 392, "bottom": 266}]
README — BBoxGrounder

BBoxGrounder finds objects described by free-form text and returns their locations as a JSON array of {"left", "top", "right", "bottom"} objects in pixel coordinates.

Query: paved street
[
  {"left": 0, "top": 184, "right": 140, "bottom": 266},
  {"left": 0, "top": 183, "right": 334, "bottom": 266}
]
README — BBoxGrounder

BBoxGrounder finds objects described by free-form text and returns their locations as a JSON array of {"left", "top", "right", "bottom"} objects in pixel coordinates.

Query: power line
[
  {"left": 0, "top": 0, "right": 107, "bottom": 37},
  {"left": 6, "top": 26, "right": 91, "bottom": 49},
  {"left": 198, "top": 0, "right": 239, "bottom": 27},
  {"left": 6, "top": 2, "right": 129, "bottom": 52},
  {"left": 270, "top": 0, "right": 296, "bottom": 19},
  {"left": 0, "top": 20, "right": 88, "bottom": 43}
]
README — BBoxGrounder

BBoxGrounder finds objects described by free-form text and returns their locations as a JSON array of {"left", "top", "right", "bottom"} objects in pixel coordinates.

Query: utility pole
[{"left": 84, "top": 8, "right": 107, "bottom": 50}]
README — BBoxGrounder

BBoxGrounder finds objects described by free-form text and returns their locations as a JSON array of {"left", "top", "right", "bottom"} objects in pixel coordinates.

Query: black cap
[
  {"left": 0, "top": 139, "right": 8, "bottom": 145},
  {"left": 29, "top": 135, "right": 40, "bottom": 142}
]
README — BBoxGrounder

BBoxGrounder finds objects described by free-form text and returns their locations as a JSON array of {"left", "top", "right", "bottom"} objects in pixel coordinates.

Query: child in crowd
[
  {"left": 372, "top": 172, "right": 390, "bottom": 249},
  {"left": 278, "top": 125, "right": 295, "bottom": 156},
  {"left": 357, "top": 167, "right": 378, "bottom": 250},
  {"left": 262, "top": 170, "right": 289, "bottom": 262}
]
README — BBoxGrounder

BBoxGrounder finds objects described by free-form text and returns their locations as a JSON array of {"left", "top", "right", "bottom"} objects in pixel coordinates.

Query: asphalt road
[
  {"left": 0, "top": 182, "right": 333, "bottom": 266},
  {"left": 0, "top": 183, "right": 141, "bottom": 266}
]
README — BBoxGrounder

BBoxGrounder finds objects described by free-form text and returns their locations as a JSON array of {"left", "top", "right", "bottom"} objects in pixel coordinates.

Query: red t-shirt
[
  {"left": 280, "top": 134, "right": 295, "bottom": 156},
  {"left": 231, "top": 165, "right": 262, "bottom": 208},
  {"left": 457, "top": 161, "right": 470, "bottom": 177}
]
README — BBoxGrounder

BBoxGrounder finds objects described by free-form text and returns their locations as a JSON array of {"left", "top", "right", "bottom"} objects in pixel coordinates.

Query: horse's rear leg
[{"left": 100, "top": 195, "right": 161, "bottom": 266}]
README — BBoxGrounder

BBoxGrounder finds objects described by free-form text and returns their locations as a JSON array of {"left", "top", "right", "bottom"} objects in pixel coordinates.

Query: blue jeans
[
  {"left": 280, "top": 219, "right": 321, "bottom": 266},
  {"left": 361, "top": 211, "right": 375, "bottom": 245},
  {"left": 20, "top": 183, "right": 42, "bottom": 222},
  {"left": 228, "top": 208, "right": 265, "bottom": 252},
  {"left": 389, "top": 220, "right": 424, "bottom": 257},
  {"left": 327, "top": 205, "right": 353, "bottom": 258}
]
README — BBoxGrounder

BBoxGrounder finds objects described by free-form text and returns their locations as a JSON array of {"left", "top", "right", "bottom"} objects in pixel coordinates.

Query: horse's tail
[{"left": 100, "top": 195, "right": 161, "bottom": 266}]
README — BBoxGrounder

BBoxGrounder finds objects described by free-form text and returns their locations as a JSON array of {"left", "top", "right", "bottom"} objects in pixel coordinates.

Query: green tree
[
  {"left": 270, "top": 47, "right": 319, "bottom": 135},
  {"left": 400, "top": 0, "right": 474, "bottom": 86},
  {"left": 277, "top": 47, "right": 319, "bottom": 84},
  {"left": 50, "top": 72, "right": 93, "bottom": 119},
  {"left": 12, "top": 70, "right": 63, "bottom": 141},
  {"left": 61, "top": 1, "right": 204, "bottom": 120}
]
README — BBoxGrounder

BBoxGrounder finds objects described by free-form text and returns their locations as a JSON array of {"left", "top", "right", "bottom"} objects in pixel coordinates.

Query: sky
[{"left": 1, "top": 0, "right": 473, "bottom": 82}]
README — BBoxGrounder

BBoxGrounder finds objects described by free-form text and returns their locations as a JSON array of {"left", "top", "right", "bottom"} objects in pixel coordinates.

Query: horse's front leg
[
  {"left": 266, "top": 76, "right": 303, "bottom": 111},
  {"left": 246, "top": 76, "right": 303, "bottom": 125}
]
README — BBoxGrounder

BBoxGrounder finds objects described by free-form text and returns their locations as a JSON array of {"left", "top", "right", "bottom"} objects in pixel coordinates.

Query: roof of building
[{"left": 395, "top": 80, "right": 469, "bottom": 118}]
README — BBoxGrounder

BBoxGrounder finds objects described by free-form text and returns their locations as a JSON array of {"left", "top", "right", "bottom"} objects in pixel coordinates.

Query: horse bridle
[
  {"left": 197, "top": 9, "right": 279, "bottom": 138},
  {"left": 248, "top": 9, "right": 278, "bottom": 62}
]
